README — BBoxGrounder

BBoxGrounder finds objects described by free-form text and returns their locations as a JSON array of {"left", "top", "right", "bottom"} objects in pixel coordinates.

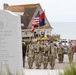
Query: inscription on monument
[{"left": 0, "top": 30, "right": 12, "bottom": 67}]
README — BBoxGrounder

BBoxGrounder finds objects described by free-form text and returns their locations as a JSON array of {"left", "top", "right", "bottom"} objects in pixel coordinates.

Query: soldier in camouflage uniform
[
  {"left": 48, "top": 42, "right": 56, "bottom": 69},
  {"left": 57, "top": 43, "right": 64, "bottom": 63},
  {"left": 27, "top": 42, "right": 34, "bottom": 69},
  {"left": 68, "top": 42, "right": 74, "bottom": 63},
  {"left": 34, "top": 41, "right": 41, "bottom": 69},
  {"left": 40, "top": 44, "right": 44, "bottom": 62}
]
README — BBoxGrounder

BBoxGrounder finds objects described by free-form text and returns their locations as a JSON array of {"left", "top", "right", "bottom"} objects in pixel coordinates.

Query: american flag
[{"left": 32, "top": 11, "right": 40, "bottom": 26}]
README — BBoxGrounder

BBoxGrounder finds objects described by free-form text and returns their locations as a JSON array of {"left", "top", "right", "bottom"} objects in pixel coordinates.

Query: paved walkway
[
  {"left": 25, "top": 53, "right": 76, "bottom": 69},
  {"left": 23, "top": 53, "right": 76, "bottom": 75},
  {"left": 23, "top": 69, "right": 63, "bottom": 75}
]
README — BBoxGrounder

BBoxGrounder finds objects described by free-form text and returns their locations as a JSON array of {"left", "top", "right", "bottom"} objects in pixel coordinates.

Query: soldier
[
  {"left": 48, "top": 42, "right": 56, "bottom": 69},
  {"left": 68, "top": 42, "right": 74, "bottom": 63},
  {"left": 57, "top": 43, "right": 64, "bottom": 63},
  {"left": 27, "top": 42, "right": 34, "bottom": 69},
  {"left": 39, "top": 43, "right": 44, "bottom": 63},
  {"left": 34, "top": 41, "right": 41, "bottom": 69},
  {"left": 22, "top": 42, "right": 26, "bottom": 67},
  {"left": 43, "top": 53, "right": 48, "bottom": 69}
]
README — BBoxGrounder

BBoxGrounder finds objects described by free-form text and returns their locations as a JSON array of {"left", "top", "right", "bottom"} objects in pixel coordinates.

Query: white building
[{"left": 4, "top": 3, "right": 52, "bottom": 39}]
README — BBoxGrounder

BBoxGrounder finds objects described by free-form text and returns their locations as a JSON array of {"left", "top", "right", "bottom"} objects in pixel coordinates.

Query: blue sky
[{"left": 0, "top": 0, "right": 76, "bottom": 39}]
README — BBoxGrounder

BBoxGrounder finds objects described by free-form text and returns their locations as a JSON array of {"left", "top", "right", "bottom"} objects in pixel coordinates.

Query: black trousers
[{"left": 23, "top": 55, "right": 25, "bottom": 67}]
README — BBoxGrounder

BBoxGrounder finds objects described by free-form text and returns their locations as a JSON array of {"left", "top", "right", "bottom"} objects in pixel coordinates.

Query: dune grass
[
  {"left": 59, "top": 64, "right": 76, "bottom": 75},
  {"left": 0, "top": 67, "right": 24, "bottom": 75}
]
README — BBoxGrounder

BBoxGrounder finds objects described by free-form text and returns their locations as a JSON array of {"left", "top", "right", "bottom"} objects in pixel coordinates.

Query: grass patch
[
  {"left": 0, "top": 67, "right": 24, "bottom": 75},
  {"left": 59, "top": 64, "right": 76, "bottom": 75}
]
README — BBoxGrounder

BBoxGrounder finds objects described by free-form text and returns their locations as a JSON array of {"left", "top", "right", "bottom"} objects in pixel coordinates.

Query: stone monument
[{"left": 0, "top": 10, "right": 23, "bottom": 75}]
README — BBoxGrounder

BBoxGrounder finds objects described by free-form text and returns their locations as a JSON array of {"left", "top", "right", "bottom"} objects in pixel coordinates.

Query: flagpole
[
  {"left": 38, "top": 24, "right": 39, "bottom": 41},
  {"left": 38, "top": 10, "right": 40, "bottom": 41},
  {"left": 44, "top": 10, "right": 46, "bottom": 38},
  {"left": 39, "top": 10, "right": 45, "bottom": 44}
]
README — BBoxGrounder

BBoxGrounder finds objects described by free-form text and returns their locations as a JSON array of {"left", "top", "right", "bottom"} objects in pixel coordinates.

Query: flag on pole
[
  {"left": 40, "top": 11, "right": 45, "bottom": 26},
  {"left": 31, "top": 11, "right": 45, "bottom": 32},
  {"left": 31, "top": 11, "right": 40, "bottom": 32},
  {"left": 32, "top": 11, "right": 40, "bottom": 26}
]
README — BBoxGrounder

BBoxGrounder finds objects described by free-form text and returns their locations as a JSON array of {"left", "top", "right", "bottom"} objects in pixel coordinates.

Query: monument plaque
[{"left": 0, "top": 10, "right": 23, "bottom": 75}]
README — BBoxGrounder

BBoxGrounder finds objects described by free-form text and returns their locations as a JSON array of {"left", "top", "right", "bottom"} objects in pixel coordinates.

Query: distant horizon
[{"left": 51, "top": 22, "right": 76, "bottom": 40}]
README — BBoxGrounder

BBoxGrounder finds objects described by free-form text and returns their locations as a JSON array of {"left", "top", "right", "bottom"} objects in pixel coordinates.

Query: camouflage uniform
[
  {"left": 48, "top": 44, "right": 56, "bottom": 69},
  {"left": 28, "top": 56, "right": 33, "bottom": 69},
  {"left": 28, "top": 44, "right": 34, "bottom": 69},
  {"left": 40, "top": 44, "right": 44, "bottom": 62},
  {"left": 55, "top": 46, "right": 57, "bottom": 58},
  {"left": 44, "top": 45, "right": 49, "bottom": 54},
  {"left": 39, "top": 45, "right": 42, "bottom": 63},
  {"left": 68, "top": 44, "right": 74, "bottom": 63},
  {"left": 43, "top": 53, "right": 48, "bottom": 69},
  {"left": 35, "top": 52, "right": 41, "bottom": 69},
  {"left": 57, "top": 44, "right": 64, "bottom": 63},
  {"left": 34, "top": 42, "right": 41, "bottom": 69}
]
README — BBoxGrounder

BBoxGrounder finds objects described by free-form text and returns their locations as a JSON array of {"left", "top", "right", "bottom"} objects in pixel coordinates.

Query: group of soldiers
[
  {"left": 22, "top": 41, "right": 74, "bottom": 69},
  {"left": 59, "top": 42, "right": 74, "bottom": 63}
]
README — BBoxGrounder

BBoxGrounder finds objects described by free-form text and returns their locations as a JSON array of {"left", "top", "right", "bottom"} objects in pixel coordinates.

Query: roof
[
  {"left": 5, "top": 3, "right": 40, "bottom": 12},
  {"left": 4, "top": 3, "right": 40, "bottom": 29},
  {"left": 4, "top": 3, "right": 52, "bottom": 29},
  {"left": 21, "top": 7, "right": 37, "bottom": 29}
]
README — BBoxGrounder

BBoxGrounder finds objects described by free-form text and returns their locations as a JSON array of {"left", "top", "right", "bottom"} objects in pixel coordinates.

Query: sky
[{"left": 0, "top": 0, "right": 76, "bottom": 39}]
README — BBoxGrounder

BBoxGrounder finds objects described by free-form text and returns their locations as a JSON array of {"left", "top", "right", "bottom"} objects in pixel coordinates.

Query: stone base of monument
[{"left": 0, "top": 10, "right": 23, "bottom": 75}]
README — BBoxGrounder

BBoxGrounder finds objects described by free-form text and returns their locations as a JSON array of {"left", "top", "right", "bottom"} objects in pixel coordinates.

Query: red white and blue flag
[
  {"left": 32, "top": 11, "right": 40, "bottom": 26},
  {"left": 40, "top": 11, "right": 45, "bottom": 26},
  {"left": 31, "top": 11, "right": 40, "bottom": 32},
  {"left": 31, "top": 11, "right": 45, "bottom": 32}
]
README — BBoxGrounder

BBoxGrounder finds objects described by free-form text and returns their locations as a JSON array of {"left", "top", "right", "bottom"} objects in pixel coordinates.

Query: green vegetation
[
  {"left": 59, "top": 64, "right": 76, "bottom": 75},
  {"left": 0, "top": 67, "right": 24, "bottom": 75}
]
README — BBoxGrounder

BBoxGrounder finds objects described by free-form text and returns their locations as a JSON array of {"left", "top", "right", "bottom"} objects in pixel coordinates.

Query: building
[{"left": 4, "top": 3, "right": 52, "bottom": 40}]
